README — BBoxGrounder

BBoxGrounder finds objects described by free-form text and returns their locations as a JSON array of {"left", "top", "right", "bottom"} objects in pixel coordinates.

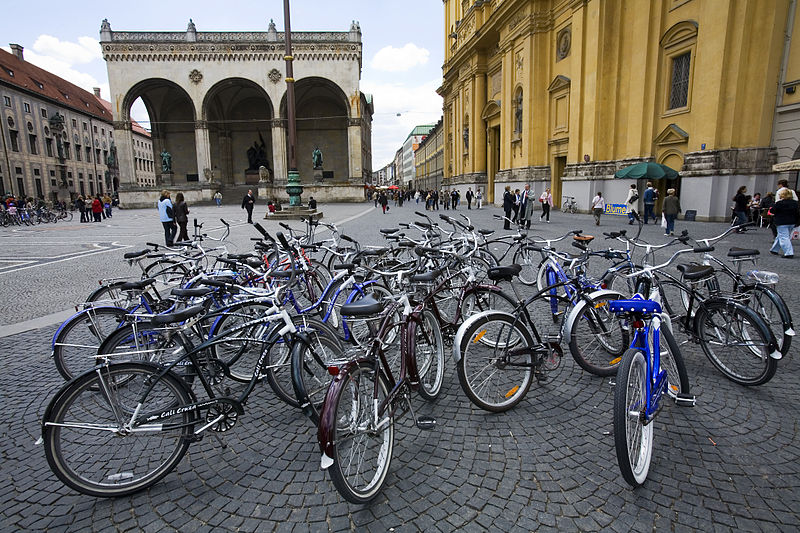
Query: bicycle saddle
[
  {"left": 123, "top": 249, "right": 150, "bottom": 259},
  {"left": 119, "top": 278, "right": 156, "bottom": 291},
  {"left": 171, "top": 287, "right": 214, "bottom": 298},
  {"left": 150, "top": 304, "right": 206, "bottom": 326},
  {"left": 728, "top": 247, "right": 759, "bottom": 257},
  {"left": 487, "top": 264, "right": 522, "bottom": 282},
  {"left": 340, "top": 296, "right": 384, "bottom": 317},
  {"left": 676, "top": 263, "right": 714, "bottom": 280}
]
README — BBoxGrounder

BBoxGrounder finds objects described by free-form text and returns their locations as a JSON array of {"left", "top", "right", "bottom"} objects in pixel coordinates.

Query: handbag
[
  {"left": 661, "top": 213, "right": 667, "bottom": 229},
  {"left": 629, "top": 194, "right": 639, "bottom": 203}
]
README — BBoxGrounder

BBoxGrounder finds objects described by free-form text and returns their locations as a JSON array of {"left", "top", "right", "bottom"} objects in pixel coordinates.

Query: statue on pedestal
[
  {"left": 160, "top": 150, "right": 172, "bottom": 173},
  {"left": 312, "top": 147, "right": 323, "bottom": 169},
  {"left": 258, "top": 165, "right": 271, "bottom": 183}
]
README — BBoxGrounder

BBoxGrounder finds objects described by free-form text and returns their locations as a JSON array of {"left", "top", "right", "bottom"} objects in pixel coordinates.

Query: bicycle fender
[
  {"left": 452, "top": 310, "right": 517, "bottom": 364},
  {"left": 563, "top": 289, "right": 625, "bottom": 340},
  {"left": 51, "top": 306, "right": 127, "bottom": 351},
  {"left": 317, "top": 359, "right": 372, "bottom": 469}
]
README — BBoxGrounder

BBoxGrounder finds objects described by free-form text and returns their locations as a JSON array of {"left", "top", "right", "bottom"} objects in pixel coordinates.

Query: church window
[{"left": 669, "top": 53, "right": 690, "bottom": 109}]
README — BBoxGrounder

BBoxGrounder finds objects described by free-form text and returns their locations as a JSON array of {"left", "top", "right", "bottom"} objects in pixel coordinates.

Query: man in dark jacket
[
  {"left": 502, "top": 186, "right": 514, "bottom": 230},
  {"left": 242, "top": 190, "right": 255, "bottom": 223}
]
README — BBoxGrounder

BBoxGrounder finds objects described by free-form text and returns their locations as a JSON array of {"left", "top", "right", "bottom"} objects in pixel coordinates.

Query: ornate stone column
[
  {"left": 347, "top": 117, "right": 362, "bottom": 182},
  {"left": 194, "top": 120, "right": 212, "bottom": 184},
  {"left": 113, "top": 120, "right": 136, "bottom": 187},
  {"left": 271, "top": 118, "right": 287, "bottom": 185}
]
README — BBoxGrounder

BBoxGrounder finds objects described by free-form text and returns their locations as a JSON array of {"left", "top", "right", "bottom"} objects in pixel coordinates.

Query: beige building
[
  {"left": 415, "top": 118, "right": 444, "bottom": 192},
  {"left": 439, "top": 0, "right": 800, "bottom": 220}
]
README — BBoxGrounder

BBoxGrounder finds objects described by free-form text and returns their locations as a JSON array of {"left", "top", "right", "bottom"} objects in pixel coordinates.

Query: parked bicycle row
[
  {"left": 1, "top": 204, "right": 73, "bottom": 226},
  {"left": 38, "top": 210, "right": 793, "bottom": 503}
]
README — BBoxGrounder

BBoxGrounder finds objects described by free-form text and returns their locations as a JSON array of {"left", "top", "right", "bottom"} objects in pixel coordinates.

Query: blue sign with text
[{"left": 605, "top": 203, "right": 628, "bottom": 216}]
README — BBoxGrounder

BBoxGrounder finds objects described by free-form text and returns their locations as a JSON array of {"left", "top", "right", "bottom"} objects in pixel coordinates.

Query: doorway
[{"left": 553, "top": 156, "right": 566, "bottom": 207}]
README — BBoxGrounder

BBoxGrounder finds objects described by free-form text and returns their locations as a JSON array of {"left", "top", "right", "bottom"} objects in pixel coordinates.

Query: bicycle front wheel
[
  {"left": 512, "top": 246, "right": 540, "bottom": 286},
  {"left": 456, "top": 312, "right": 535, "bottom": 412},
  {"left": 415, "top": 309, "right": 445, "bottom": 401},
  {"left": 613, "top": 349, "right": 653, "bottom": 488},
  {"left": 695, "top": 300, "right": 777, "bottom": 386},
  {"left": 567, "top": 293, "right": 629, "bottom": 377},
  {"left": 43, "top": 362, "right": 195, "bottom": 497},
  {"left": 327, "top": 362, "right": 394, "bottom": 504}
]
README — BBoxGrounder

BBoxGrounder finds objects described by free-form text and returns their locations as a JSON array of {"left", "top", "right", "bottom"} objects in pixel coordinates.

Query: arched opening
[
  {"left": 282, "top": 77, "right": 350, "bottom": 182},
  {"left": 123, "top": 79, "right": 197, "bottom": 182},
  {"left": 204, "top": 78, "right": 273, "bottom": 186}
]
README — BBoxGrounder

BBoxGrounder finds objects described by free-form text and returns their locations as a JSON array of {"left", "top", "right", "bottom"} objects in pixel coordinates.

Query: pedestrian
[
  {"left": 502, "top": 186, "right": 514, "bottom": 230},
  {"left": 102, "top": 193, "right": 113, "bottom": 218},
  {"left": 466, "top": 187, "right": 474, "bottom": 209},
  {"left": 643, "top": 182, "right": 657, "bottom": 224},
  {"left": 476, "top": 189, "right": 483, "bottom": 209},
  {"left": 539, "top": 187, "right": 553, "bottom": 223},
  {"left": 308, "top": 196, "right": 317, "bottom": 210},
  {"left": 732, "top": 186, "right": 748, "bottom": 228},
  {"left": 76, "top": 195, "right": 87, "bottom": 223},
  {"left": 776, "top": 179, "right": 799, "bottom": 201},
  {"left": 443, "top": 190, "right": 451, "bottom": 210},
  {"left": 213, "top": 190, "right": 222, "bottom": 207},
  {"left": 749, "top": 193, "right": 762, "bottom": 224},
  {"left": 452, "top": 190, "right": 459, "bottom": 210},
  {"left": 433, "top": 190, "right": 440, "bottom": 210},
  {"left": 174, "top": 192, "right": 190, "bottom": 242},
  {"left": 241, "top": 189, "right": 255, "bottom": 224},
  {"left": 591, "top": 191, "right": 605, "bottom": 225},
  {"left": 769, "top": 189, "right": 798, "bottom": 258},
  {"left": 415, "top": 190, "right": 420, "bottom": 204},
  {"left": 626, "top": 184, "right": 639, "bottom": 225},
  {"left": 520, "top": 184, "right": 534, "bottom": 229},
  {"left": 379, "top": 191, "right": 389, "bottom": 213},
  {"left": 662, "top": 188, "right": 681, "bottom": 236},
  {"left": 158, "top": 190, "right": 177, "bottom": 246},
  {"left": 91, "top": 195, "right": 103, "bottom": 222},
  {"left": 512, "top": 189, "right": 521, "bottom": 223}
]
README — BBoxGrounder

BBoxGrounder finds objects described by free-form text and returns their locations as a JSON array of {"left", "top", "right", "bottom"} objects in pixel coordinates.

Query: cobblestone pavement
[{"left": 1, "top": 200, "right": 799, "bottom": 531}]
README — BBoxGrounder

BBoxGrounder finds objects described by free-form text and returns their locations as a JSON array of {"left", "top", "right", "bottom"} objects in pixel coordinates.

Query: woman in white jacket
[{"left": 625, "top": 184, "right": 639, "bottom": 225}]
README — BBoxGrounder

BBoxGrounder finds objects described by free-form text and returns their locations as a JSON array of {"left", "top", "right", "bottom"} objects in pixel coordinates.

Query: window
[
  {"left": 23, "top": 102, "right": 30, "bottom": 113},
  {"left": 3, "top": 96, "right": 10, "bottom": 107},
  {"left": 41, "top": 108, "right": 47, "bottom": 118},
  {"left": 78, "top": 172, "right": 83, "bottom": 180},
  {"left": 28, "top": 134, "right": 37, "bottom": 155},
  {"left": 669, "top": 52, "right": 691, "bottom": 110},
  {"left": 75, "top": 145, "right": 81, "bottom": 161},
  {"left": 96, "top": 148, "right": 101, "bottom": 163},
  {"left": 15, "top": 166, "right": 22, "bottom": 174},
  {"left": 33, "top": 168, "right": 40, "bottom": 176},
  {"left": 51, "top": 179, "right": 57, "bottom": 187},
  {"left": 45, "top": 138, "right": 53, "bottom": 157},
  {"left": 9, "top": 130, "right": 19, "bottom": 152},
  {"left": 17, "top": 178, "right": 24, "bottom": 197},
  {"left": 63, "top": 142, "right": 71, "bottom": 159},
  {"left": 49, "top": 170, "right": 55, "bottom": 177},
  {"left": 82, "top": 122, "right": 87, "bottom": 131},
  {"left": 35, "top": 178, "right": 42, "bottom": 199},
  {"left": 93, "top": 125, "right": 97, "bottom": 134},
  {"left": 71, "top": 119, "right": 77, "bottom": 128},
  {"left": 87, "top": 147, "right": 92, "bottom": 163}
]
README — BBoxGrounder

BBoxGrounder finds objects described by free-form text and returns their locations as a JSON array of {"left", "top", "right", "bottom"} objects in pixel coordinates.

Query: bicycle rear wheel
[
  {"left": 327, "top": 362, "right": 394, "bottom": 504},
  {"left": 613, "top": 349, "right": 653, "bottom": 488},
  {"left": 695, "top": 300, "right": 777, "bottom": 386},
  {"left": 52, "top": 307, "right": 129, "bottom": 381},
  {"left": 567, "top": 293, "right": 629, "bottom": 377},
  {"left": 43, "top": 362, "right": 195, "bottom": 497},
  {"left": 456, "top": 312, "right": 535, "bottom": 412},
  {"left": 653, "top": 326, "right": 689, "bottom": 398}
]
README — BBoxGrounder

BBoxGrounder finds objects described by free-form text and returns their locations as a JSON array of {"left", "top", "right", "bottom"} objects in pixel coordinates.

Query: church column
[
  {"left": 473, "top": 71, "right": 487, "bottom": 172},
  {"left": 271, "top": 119, "right": 287, "bottom": 185},
  {"left": 194, "top": 120, "right": 212, "bottom": 183},
  {"left": 347, "top": 118, "right": 362, "bottom": 182},
  {"left": 113, "top": 120, "right": 136, "bottom": 186}
]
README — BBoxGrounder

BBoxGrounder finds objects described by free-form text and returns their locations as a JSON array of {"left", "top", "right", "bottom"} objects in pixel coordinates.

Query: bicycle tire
[
  {"left": 85, "top": 281, "right": 153, "bottom": 311},
  {"left": 52, "top": 307, "right": 129, "bottom": 381},
  {"left": 327, "top": 362, "right": 394, "bottom": 504},
  {"left": 460, "top": 286, "right": 518, "bottom": 317},
  {"left": 42, "top": 362, "right": 195, "bottom": 497},
  {"left": 143, "top": 259, "right": 189, "bottom": 286},
  {"left": 613, "top": 349, "right": 653, "bottom": 487},
  {"left": 567, "top": 293, "right": 629, "bottom": 377},
  {"left": 653, "top": 326, "right": 690, "bottom": 398},
  {"left": 415, "top": 309, "right": 445, "bottom": 401},
  {"left": 695, "top": 299, "right": 777, "bottom": 386},
  {"left": 290, "top": 321, "right": 347, "bottom": 423},
  {"left": 512, "top": 246, "right": 540, "bottom": 286},
  {"left": 97, "top": 324, "right": 195, "bottom": 381},
  {"left": 456, "top": 312, "right": 535, "bottom": 412}
]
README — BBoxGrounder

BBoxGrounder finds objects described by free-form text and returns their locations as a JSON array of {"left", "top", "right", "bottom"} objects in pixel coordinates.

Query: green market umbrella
[{"left": 614, "top": 162, "right": 679, "bottom": 180}]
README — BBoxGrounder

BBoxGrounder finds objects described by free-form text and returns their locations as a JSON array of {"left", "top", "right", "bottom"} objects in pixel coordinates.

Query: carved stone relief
[
  {"left": 268, "top": 68, "right": 282, "bottom": 84},
  {"left": 189, "top": 69, "right": 203, "bottom": 84},
  {"left": 556, "top": 26, "right": 571, "bottom": 61}
]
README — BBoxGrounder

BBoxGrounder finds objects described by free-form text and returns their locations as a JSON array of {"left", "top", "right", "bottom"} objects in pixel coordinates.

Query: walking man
[
  {"left": 466, "top": 187, "right": 474, "bottom": 209},
  {"left": 591, "top": 191, "right": 605, "bottom": 226},
  {"left": 643, "top": 182, "right": 657, "bottom": 224},
  {"left": 242, "top": 189, "right": 255, "bottom": 224}
]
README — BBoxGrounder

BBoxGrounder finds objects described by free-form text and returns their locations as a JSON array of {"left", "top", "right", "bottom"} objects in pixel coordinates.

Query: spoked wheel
[
  {"left": 613, "top": 349, "right": 653, "bottom": 488},
  {"left": 456, "top": 312, "right": 535, "bottom": 412},
  {"left": 512, "top": 246, "right": 541, "bottom": 286},
  {"left": 43, "top": 362, "right": 195, "bottom": 497},
  {"left": 415, "top": 310, "right": 445, "bottom": 401},
  {"left": 652, "top": 327, "right": 689, "bottom": 398},
  {"left": 52, "top": 307, "right": 130, "bottom": 381},
  {"left": 327, "top": 362, "right": 394, "bottom": 504},
  {"left": 567, "top": 293, "right": 629, "bottom": 377}
]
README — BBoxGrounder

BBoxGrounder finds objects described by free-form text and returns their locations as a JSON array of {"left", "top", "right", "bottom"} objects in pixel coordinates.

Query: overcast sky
[{"left": 0, "top": 0, "right": 444, "bottom": 168}]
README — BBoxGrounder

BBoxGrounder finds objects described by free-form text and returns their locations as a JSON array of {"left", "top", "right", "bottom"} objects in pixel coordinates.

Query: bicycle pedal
[
  {"left": 674, "top": 393, "right": 696, "bottom": 407},
  {"left": 416, "top": 416, "right": 436, "bottom": 430}
]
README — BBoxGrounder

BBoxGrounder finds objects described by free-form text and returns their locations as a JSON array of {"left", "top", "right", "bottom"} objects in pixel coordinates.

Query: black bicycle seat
[
  {"left": 340, "top": 296, "right": 383, "bottom": 317},
  {"left": 676, "top": 264, "right": 714, "bottom": 280},
  {"left": 487, "top": 264, "right": 522, "bottom": 282}
]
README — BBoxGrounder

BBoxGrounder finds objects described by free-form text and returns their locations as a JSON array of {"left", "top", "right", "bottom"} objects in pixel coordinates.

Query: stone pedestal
[
  {"left": 313, "top": 168, "right": 324, "bottom": 183},
  {"left": 245, "top": 170, "right": 260, "bottom": 185},
  {"left": 159, "top": 172, "right": 174, "bottom": 186}
]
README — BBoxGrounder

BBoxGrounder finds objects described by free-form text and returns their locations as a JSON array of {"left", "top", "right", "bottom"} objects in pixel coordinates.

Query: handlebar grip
[
  {"left": 439, "top": 214, "right": 452, "bottom": 222},
  {"left": 399, "top": 223, "right": 410, "bottom": 228},
  {"left": 279, "top": 222, "right": 290, "bottom": 230},
  {"left": 619, "top": 230, "right": 627, "bottom": 236},
  {"left": 415, "top": 211, "right": 427, "bottom": 218},
  {"left": 276, "top": 231, "right": 291, "bottom": 250},
  {"left": 693, "top": 246, "right": 715, "bottom": 253},
  {"left": 219, "top": 218, "right": 229, "bottom": 226},
  {"left": 572, "top": 229, "right": 583, "bottom": 235},
  {"left": 253, "top": 222, "right": 269, "bottom": 238}
]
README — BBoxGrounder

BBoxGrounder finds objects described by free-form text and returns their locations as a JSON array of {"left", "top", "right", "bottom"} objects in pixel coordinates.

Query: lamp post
[{"left": 283, "top": 0, "right": 303, "bottom": 206}]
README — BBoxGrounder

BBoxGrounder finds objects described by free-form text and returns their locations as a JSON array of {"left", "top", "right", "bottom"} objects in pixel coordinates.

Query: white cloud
[
  {"left": 370, "top": 43, "right": 430, "bottom": 72},
  {"left": 31, "top": 35, "right": 101, "bottom": 65}
]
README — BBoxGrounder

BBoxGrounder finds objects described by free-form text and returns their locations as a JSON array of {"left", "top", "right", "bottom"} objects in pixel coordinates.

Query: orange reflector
[
  {"left": 327, "top": 366, "right": 340, "bottom": 376},
  {"left": 610, "top": 357, "right": 622, "bottom": 365},
  {"left": 594, "top": 301, "right": 608, "bottom": 309},
  {"left": 473, "top": 330, "right": 487, "bottom": 343},
  {"left": 505, "top": 386, "right": 519, "bottom": 398}
]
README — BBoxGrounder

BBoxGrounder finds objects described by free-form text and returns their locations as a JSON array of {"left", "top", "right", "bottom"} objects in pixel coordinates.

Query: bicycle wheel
[
  {"left": 208, "top": 302, "right": 276, "bottom": 383},
  {"left": 567, "top": 293, "right": 629, "bottom": 377},
  {"left": 327, "top": 362, "right": 394, "bottom": 504},
  {"left": 460, "top": 286, "right": 518, "bottom": 317},
  {"left": 52, "top": 307, "right": 129, "bottom": 381},
  {"left": 415, "top": 309, "right": 445, "bottom": 401},
  {"left": 290, "top": 322, "right": 347, "bottom": 423},
  {"left": 512, "top": 246, "right": 540, "bottom": 286},
  {"left": 613, "top": 349, "right": 653, "bottom": 488},
  {"left": 456, "top": 312, "right": 535, "bottom": 412},
  {"left": 144, "top": 259, "right": 189, "bottom": 286},
  {"left": 62, "top": 211, "right": 74, "bottom": 222},
  {"left": 97, "top": 325, "right": 194, "bottom": 380},
  {"left": 85, "top": 281, "right": 151, "bottom": 310},
  {"left": 42, "top": 362, "right": 195, "bottom": 497},
  {"left": 652, "top": 327, "right": 689, "bottom": 398},
  {"left": 695, "top": 300, "right": 777, "bottom": 386}
]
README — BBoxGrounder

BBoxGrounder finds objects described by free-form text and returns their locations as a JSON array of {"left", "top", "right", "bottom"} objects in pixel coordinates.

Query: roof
[
  {"left": 406, "top": 124, "right": 435, "bottom": 141},
  {"left": 0, "top": 47, "right": 111, "bottom": 121}
]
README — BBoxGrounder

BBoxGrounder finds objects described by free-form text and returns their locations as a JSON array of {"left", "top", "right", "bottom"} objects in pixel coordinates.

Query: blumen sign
[{"left": 605, "top": 203, "right": 627, "bottom": 216}]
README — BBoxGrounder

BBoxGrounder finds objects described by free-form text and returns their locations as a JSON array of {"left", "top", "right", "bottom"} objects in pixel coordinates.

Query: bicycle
[
  {"left": 610, "top": 294, "right": 695, "bottom": 487},
  {"left": 562, "top": 195, "right": 578, "bottom": 214}
]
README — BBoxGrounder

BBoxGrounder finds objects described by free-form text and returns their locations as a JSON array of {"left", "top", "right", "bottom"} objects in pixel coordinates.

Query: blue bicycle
[{"left": 610, "top": 295, "right": 694, "bottom": 487}]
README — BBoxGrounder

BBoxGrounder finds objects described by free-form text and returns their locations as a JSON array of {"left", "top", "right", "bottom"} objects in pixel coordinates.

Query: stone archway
[
  {"left": 122, "top": 79, "right": 197, "bottom": 183},
  {"left": 204, "top": 78, "right": 273, "bottom": 186},
  {"left": 282, "top": 77, "right": 350, "bottom": 182}
]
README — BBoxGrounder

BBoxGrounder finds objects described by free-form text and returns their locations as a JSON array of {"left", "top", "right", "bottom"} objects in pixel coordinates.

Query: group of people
[
  {"left": 75, "top": 194, "right": 114, "bottom": 223},
  {"left": 157, "top": 190, "right": 191, "bottom": 246},
  {"left": 412, "top": 188, "right": 482, "bottom": 211},
  {"left": 502, "top": 185, "right": 554, "bottom": 229}
]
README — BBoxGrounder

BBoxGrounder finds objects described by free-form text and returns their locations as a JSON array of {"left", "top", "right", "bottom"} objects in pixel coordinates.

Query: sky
[{"left": 0, "top": 0, "right": 444, "bottom": 169}]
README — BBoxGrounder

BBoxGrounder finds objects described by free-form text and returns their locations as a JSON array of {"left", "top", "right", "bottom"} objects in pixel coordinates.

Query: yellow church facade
[{"left": 439, "top": 0, "right": 800, "bottom": 220}]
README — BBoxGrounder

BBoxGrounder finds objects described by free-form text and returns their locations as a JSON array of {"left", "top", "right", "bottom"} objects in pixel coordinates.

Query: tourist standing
[
  {"left": 102, "top": 193, "right": 113, "bottom": 218},
  {"left": 466, "top": 187, "right": 474, "bottom": 209},
  {"left": 241, "top": 189, "right": 255, "bottom": 224},
  {"left": 539, "top": 187, "right": 553, "bottom": 223},
  {"left": 591, "top": 192, "right": 605, "bottom": 226},
  {"left": 520, "top": 184, "right": 534, "bottom": 229},
  {"left": 643, "top": 182, "right": 657, "bottom": 224},
  {"left": 732, "top": 186, "right": 748, "bottom": 228},
  {"left": 174, "top": 192, "right": 190, "bottom": 242},
  {"left": 76, "top": 195, "right": 87, "bottom": 223},
  {"left": 91, "top": 195, "right": 103, "bottom": 222},
  {"left": 769, "top": 189, "right": 798, "bottom": 258},
  {"left": 512, "top": 189, "right": 521, "bottom": 223},
  {"left": 502, "top": 186, "right": 514, "bottom": 230},
  {"left": 379, "top": 191, "right": 389, "bottom": 213},
  {"left": 476, "top": 189, "right": 483, "bottom": 209},
  {"left": 213, "top": 191, "right": 222, "bottom": 207},
  {"left": 662, "top": 188, "right": 681, "bottom": 236},
  {"left": 158, "top": 190, "right": 177, "bottom": 246}
]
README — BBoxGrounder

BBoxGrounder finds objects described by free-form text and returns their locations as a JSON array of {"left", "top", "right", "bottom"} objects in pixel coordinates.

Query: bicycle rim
[{"left": 613, "top": 349, "right": 653, "bottom": 487}]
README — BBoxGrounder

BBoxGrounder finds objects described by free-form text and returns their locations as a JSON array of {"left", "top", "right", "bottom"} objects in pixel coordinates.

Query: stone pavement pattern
[{"left": 1, "top": 201, "right": 799, "bottom": 531}]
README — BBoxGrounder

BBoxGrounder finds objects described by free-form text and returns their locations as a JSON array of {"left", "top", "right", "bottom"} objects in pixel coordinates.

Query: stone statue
[
  {"left": 203, "top": 168, "right": 213, "bottom": 182},
  {"left": 312, "top": 147, "right": 323, "bottom": 169},
  {"left": 160, "top": 150, "right": 172, "bottom": 173},
  {"left": 463, "top": 126, "right": 469, "bottom": 150},
  {"left": 258, "top": 165, "right": 271, "bottom": 183},
  {"left": 187, "top": 19, "right": 196, "bottom": 32},
  {"left": 247, "top": 134, "right": 270, "bottom": 171},
  {"left": 106, "top": 144, "right": 117, "bottom": 167},
  {"left": 268, "top": 19, "right": 276, "bottom": 32},
  {"left": 514, "top": 92, "right": 523, "bottom": 134},
  {"left": 100, "top": 19, "right": 111, "bottom": 32}
]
